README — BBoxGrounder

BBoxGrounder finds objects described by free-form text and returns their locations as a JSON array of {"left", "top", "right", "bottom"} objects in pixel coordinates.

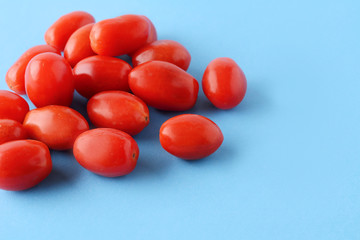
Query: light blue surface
[{"left": 0, "top": 0, "right": 359, "bottom": 239}]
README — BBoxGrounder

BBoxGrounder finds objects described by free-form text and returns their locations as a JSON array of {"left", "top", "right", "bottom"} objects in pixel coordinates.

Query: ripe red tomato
[
  {"left": 0, "top": 90, "right": 29, "bottom": 123},
  {"left": 64, "top": 23, "right": 96, "bottom": 67},
  {"left": 45, "top": 11, "right": 95, "bottom": 51},
  {"left": 90, "top": 15, "right": 150, "bottom": 56},
  {"left": 6, "top": 45, "right": 60, "bottom": 94},
  {"left": 128, "top": 61, "right": 199, "bottom": 111},
  {"left": 132, "top": 40, "right": 191, "bottom": 70},
  {"left": 0, "top": 119, "right": 28, "bottom": 145},
  {"left": 73, "top": 56, "right": 131, "bottom": 99},
  {"left": 25, "top": 52, "right": 74, "bottom": 107},
  {"left": 23, "top": 105, "right": 89, "bottom": 150},
  {"left": 141, "top": 16, "right": 157, "bottom": 44},
  {"left": 73, "top": 128, "right": 139, "bottom": 177},
  {"left": 159, "top": 114, "right": 223, "bottom": 160},
  {"left": 202, "top": 57, "right": 247, "bottom": 109},
  {"left": 0, "top": 140, "right": 52, "bottom": 191},
  {"left": 87, "top": 91, "right": 149, "bottom": 135}
]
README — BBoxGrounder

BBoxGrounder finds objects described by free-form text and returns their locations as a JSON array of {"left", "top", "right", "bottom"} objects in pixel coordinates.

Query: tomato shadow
[{"left": 70, "top": 91, "right": 96, "bottom": 129}]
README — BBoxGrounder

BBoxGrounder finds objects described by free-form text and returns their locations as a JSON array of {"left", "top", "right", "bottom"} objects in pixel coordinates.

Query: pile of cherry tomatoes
[{"left": 0, "top": 11, "right": 247, "bottom": 191}]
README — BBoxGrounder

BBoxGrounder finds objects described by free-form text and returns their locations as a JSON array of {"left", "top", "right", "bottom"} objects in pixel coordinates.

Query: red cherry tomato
[
  {"left": 64, "top": 23, "right": 96, "bottom": 67},
  {"left": 25, "top": 52, "right": 74, "bottom": 107},
  {"left": 159, "top": 114, "right": 223, "bottom": 160},
  {"left": 132, "top": 40, "right": 191, "bottom": 71},
  {"left": 128, "top": 61, "right": 199, "bottom": 111},
  {"left": 0, "top": 90, "right": 29, "bottom": 123},
  {"left": 202, "top": 57, "right": 247, "bottom": 109},
  {"left": 6, "top": 45, "right": 60, "bottom": 94},
  {"left": 90, "top": 15, "right": 150, "bottom": 56},
  {"left": 73, "top": 128, "right": 139, "bottom": 177},
  {"left": 0, "top": 140, "right": 52, "bottom": 191},
  {"left": 73, "top": 56, "right": 131, "bottom": 99},
  {"left": 87, "top": 91, "right": 149, "bottom": 135},
  {"left": 0, "top": 119, "right": 28, "bottom": 145},
  {"left": 23, "top": 105, "right": 89, "bottom": 150},
  {"left": 141, "top": 16, "right": 157, "bottom": 44},
  {"left": 45, "top": 11, "right": 95, "bottom": 51}
]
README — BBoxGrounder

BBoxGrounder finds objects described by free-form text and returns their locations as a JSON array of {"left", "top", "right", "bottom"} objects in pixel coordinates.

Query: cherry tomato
[
  {"left": 25, "top": 52, "right": 74, "bottom": 107},
  {"left": 73, "top": 128, "right": 139, "bottom": 177},
  {"left": 0, "top": 90, "right": 29, "bottom": 123},
  {"left": 0, "top": 140, "right": 52, "bottom": 191},
  {"left": 23, "top": 105, "right": 89, "bottom": 150},
  {"left": 142, "top": 16, "right": 157, "bottom": 44},
  {"left": 87, "top": 91, "right": 149, "bottom": 135},
  {"left": 202, "top": 57, "right": 247, "bottom": 109},
  {"left": 132, "top": 40, "right": 191, "bottom": 70},
  {"left": 128, "top": 61, "right": 199, "bottom": 111},
  {"left": 6, "top": 45, "right": 60, "bottom": 94},
  {"left": 64, "top": 23, "right": 96, "bottom": 67},
  {"left": 90, "top": 15, "right": 150, "bottom": 56},
  {"left": 45, "top": 11, "right": 95, "bottom": 51},
  {"left": 73, "top": 56, "right": 131, "bottom": 99},
  {"left": 159, "top": 114, "right": 223, "bottom": 160},
  {"left": 0, "top": 119, "right": 28, "bottom": 145}
]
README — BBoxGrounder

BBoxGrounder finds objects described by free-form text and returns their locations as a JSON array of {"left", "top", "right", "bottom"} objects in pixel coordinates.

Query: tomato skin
[
  {"left": 90, "top": 15, "right": 150, "bottom": 56},
  {"left": 45, "top": 11, "right": 95, "bottom": 51},
  {"left": 23, "top": 105, "right": 89, "bottom": 150},
  {"left": 128, "top": 61, "right": 199, "bottom": 111},
  {"left": 142, "top": 16, "right": 157, "bottom": 44},
  {"left": 160, "top": 114, "right": 223, "bottom": 160},
  {"left": 6, "top": 45, "right": 60, "bottom": 94},
  {"left": 73, "top": 128, "right": 139, "bottom": 177},
  {"left": 87, "top": 91, "right": 149, "bottom": 135},
  {"left": 0, "top": 140, "right": 52, "bottom": 191},
  {"left": 73, "top": 56, "right": 132, "bottom": 99},
  {"left": 64, "top": 23, "right": 96, "bottom": 67},
  {"left": 0, "top": 119, "right": 28, "bottom": 145},
  {"left": 132, "top": 40, "right": 191, "bottom": 70},
  {"left": 0, "top": 90, "right": 29, "bottom": 123},
  {"left": 202, "top": 57, "right": 247, "bottom": 109},
  {"left": 25, "top": 52, "right": 74, "bottom": 107}
]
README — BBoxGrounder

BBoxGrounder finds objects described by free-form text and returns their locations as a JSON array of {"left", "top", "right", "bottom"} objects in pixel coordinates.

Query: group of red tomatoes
[{"left": 0, "top": 11, "right": 247, "bottom": 191}]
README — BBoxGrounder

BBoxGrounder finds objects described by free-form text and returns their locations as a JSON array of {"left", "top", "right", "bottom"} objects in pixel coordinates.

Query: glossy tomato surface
[
  {"left": 159, "top": 114, "right": 223, "bottom": 160},
  {"left": 0, "top": 119, "right": 28, "bottom": 145},
  {"left": 6, "top": 45, "right": 60, "bottom": 94},
  {"left": 132, "top": 40, "right": 191, "bottom": 70},
  {"left": 129, "top": 61, "right": 199, "bottom": 111},
  {"left": 0, "top": 140, "right": 52, "bottom": 191},
  {"left": 45, "top": 11, "right": 95, "bottom": 51},
  {"left": 73, "top": 55, "right": 131, "bottom": 99},
  {"left": 23, "top": 105, "right": 89, "bottom": 150},
  {"left": 90, "top": 15, "right": 150, "bottom": 56},
  {"left": 87, "top": 91, "right": 149, "bottom": 135},
  {"left": 202, "top": 57, "right": 247, "bottom": 109},
  {"left": 0, "top": 90, "right": 29, "bottom": 122},
  {"left": 142, "top": 16, "right": 157, "bottom": 44},
  {"left": 25, "top": 52, "right": 74, "bottom": 107},
  {"left": 64, "top": 23, "right": 96, "bottom": 67},
  {"left": 73, "top": 128, "right": 139, "bottom": 177}
]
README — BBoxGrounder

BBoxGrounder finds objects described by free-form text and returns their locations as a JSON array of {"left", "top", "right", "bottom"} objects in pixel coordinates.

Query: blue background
[{"left": 0, "top": 0, "right": 359, "bottom": 239}]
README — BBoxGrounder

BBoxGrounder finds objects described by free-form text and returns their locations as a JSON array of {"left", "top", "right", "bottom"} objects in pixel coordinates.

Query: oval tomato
[
  {"left": 159, "top": 114, "right": 223, "bottom": 160},
  {"left": 0, "top": 90, "right": 29, "bottom": 123},
  {"left": 23, "top": 105, "right": 89, "bottom": 150},
  {"left": 90, "top": 15, "right": 150, "bottom": 56},
  {"left": 87, "top": 91, "right": 149, "bottom": 135},
  {"left": 73, "top": 55, "right": 131, "bottom": 99},
  {"left": 45, "top": 11, "right": 95, "bottom": 51},
  {"left": 0, "top": 140, "right": 52, "bottom": 191},
  {"left": 6, "top": 45, "right": 60, "bottom": 94},
  {"left": 73, "top": 128, "right": 139, "bottom": 177},
  {"left": 132, "top": 40, "right": 191, "bottom": 70},
  {"left": 25, "top": 52, "right": 74, "bottom": 107},
  {"left": 0, "top": 119, "right": 28, "bottom": 145},
  {"left": 64, "top": 23, "right": 96, "bottom": 67},
  {"left": 202, "top": 57, "right": 247, "bottom": 109},
  {"left": 128, "top": 61, "right": 199, "bottom": 111}
]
